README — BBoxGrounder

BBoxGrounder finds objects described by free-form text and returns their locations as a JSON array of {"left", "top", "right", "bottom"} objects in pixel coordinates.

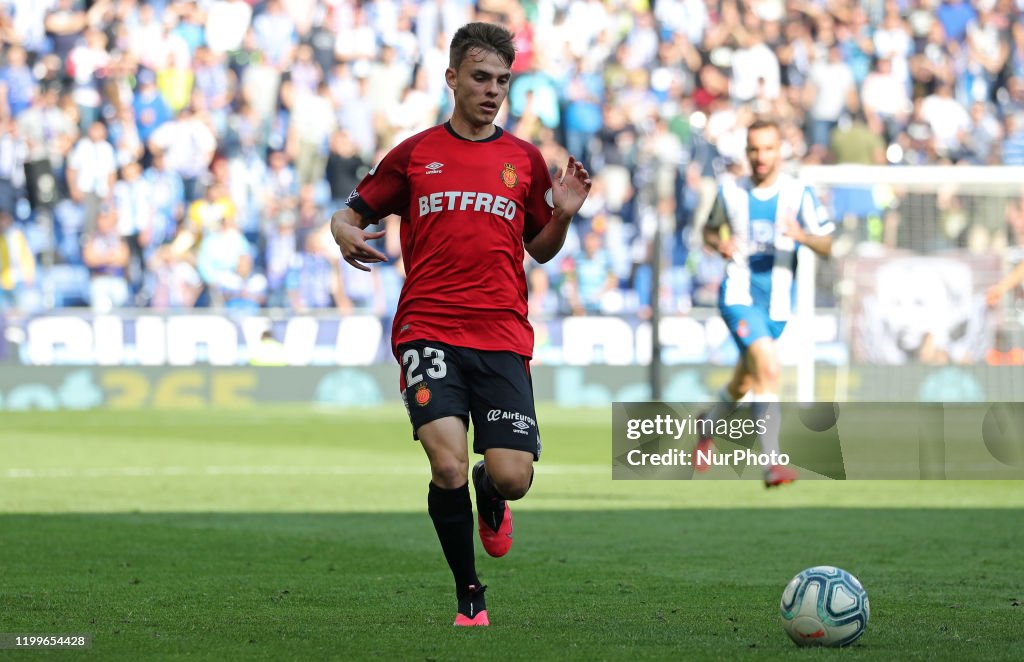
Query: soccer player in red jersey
[{"left": 330, "top": 22, "right": 592, "bottom": 627}]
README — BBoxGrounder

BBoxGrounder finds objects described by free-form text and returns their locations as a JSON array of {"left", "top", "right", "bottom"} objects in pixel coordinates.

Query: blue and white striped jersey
[{"left": 705, "top": 173, "right": 834, "bottom": 321}]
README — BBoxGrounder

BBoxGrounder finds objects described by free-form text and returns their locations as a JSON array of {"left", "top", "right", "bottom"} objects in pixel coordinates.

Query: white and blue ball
[{"left": 779, "top": 565, "right": 869, "bottom": 647}]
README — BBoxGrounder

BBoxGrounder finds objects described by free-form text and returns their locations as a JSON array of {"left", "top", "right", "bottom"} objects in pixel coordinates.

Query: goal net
[{"left": 798, "top": 165, "right": 1024, "bottom": 402}]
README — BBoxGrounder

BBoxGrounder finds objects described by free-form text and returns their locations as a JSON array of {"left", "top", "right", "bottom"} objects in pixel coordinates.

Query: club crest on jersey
[
  {"left": 501, "top": 162, "right": 518, "bottom": 189},
  {"left": 415, "top": 384, "right": 431, "bottom": 406}
]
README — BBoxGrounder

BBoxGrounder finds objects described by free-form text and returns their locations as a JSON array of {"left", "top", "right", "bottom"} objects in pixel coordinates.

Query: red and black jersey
[{"left": 347, "top": 122, "right": 554, "bottom": 359}]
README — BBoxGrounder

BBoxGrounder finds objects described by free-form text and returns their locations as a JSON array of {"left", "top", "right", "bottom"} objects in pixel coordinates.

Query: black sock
[
  {"left": 456, "top": 584, "right": 487, "bottom": 618},
  {"left": 474, "top": 464, "right": 535, "bottom": 532},
  {"left": 473, "top": 464, "right": 505, "bottom": 532},
  {"left": 474, "top": 464, "right": 503, "bottom": 501},
  {"left": 427, "top": 481, "right": 479, "bottom": 597}
]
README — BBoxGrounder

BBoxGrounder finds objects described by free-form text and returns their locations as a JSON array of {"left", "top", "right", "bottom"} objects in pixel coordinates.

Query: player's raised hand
[
  {"left": 780, "top": 215, "right": 806, "bottom": 243},
  {"left": 552, "top": 155, "right": 592, "bottom": 217},
  {"left": 331, "top": 210, "right": 388, "bottom": 272}
]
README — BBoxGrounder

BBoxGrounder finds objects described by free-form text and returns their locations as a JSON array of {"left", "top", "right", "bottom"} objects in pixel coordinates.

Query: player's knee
[
  {"left": 749, "top": 349, "right": 781, "bottom": 387},
  {"left": 430, "top": 457, "right": 468, "bottom": 489},
  {"left": 488, "top": 466, "right": 533, "bottom": 501},
  {"left": 494, "top": 479, "right": 529, "bottom": 500},
  {"left": 756, "top": 360, "right": 781, "bottom": 386}
]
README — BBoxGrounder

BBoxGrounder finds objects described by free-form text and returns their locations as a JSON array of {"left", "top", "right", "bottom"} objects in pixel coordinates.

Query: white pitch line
[{"left": 1, "top": 465, "right": 608, "bottom": 480}]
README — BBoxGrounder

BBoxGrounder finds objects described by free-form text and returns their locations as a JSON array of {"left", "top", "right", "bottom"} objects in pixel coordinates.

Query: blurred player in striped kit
[{"left": 698, "top": 119, "right": 834, "bottom": 486}]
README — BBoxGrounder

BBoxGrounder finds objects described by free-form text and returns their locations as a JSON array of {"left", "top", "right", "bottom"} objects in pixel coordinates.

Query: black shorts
[{"left": 397, "top": 340, "right": 541, "bottom": 460}]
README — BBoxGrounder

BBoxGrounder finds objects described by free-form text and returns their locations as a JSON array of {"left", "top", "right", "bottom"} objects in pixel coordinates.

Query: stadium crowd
[{"left": 0, "top": 0, "right": 1022, "bottom": 318}]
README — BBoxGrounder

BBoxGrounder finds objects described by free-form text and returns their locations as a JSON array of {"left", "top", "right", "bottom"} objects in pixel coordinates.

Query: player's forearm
[
  {"left": 799, "top": 233, "right": 832, "bottom": 258},
  {"left": 331, "top": 206, "right": 372, "bottom": 232},
  {"left": 525, "top": 210, "right": 573, "bottom": 263}
]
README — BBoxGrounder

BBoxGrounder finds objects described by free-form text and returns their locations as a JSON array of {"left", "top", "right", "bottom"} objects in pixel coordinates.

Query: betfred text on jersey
[{"left": 417, "top": 192, "right": 518, "bottom": 220}]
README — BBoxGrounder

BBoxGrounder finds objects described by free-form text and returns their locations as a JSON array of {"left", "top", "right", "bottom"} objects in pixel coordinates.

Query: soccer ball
[{"left": 779, "top": 565, "right": 869, "bottom": 647}]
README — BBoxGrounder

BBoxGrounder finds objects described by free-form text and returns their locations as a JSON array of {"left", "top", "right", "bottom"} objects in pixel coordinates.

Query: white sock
[
  {"left": 705, "top": 386, "right": 737, "bottom": 422},
  {"left": 751, "top": 393, "right": 782, "bottom": 467}
]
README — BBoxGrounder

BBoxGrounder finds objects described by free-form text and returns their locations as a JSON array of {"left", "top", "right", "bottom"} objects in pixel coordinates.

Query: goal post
[{"left": 795, "top": 244, "right": 817, "bottom": 403}]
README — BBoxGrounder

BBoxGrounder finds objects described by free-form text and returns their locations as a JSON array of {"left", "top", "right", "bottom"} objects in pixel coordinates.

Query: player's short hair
[
  {"left": 748, "top": 118, "right": 781, "bottom": 136},
  {"left": 449, "top": 22, "right": 516, "bottom": 70}
]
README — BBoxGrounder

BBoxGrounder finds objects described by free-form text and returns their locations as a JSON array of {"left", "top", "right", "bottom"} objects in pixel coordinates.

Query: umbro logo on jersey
[{"left": 425, "top": 162, "right": 444, "bottom": 174}]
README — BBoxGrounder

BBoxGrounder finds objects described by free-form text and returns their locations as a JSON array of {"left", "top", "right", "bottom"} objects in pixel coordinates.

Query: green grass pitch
[{"left": 1, "top": 406, "right": 1022, "bottom": 660}]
